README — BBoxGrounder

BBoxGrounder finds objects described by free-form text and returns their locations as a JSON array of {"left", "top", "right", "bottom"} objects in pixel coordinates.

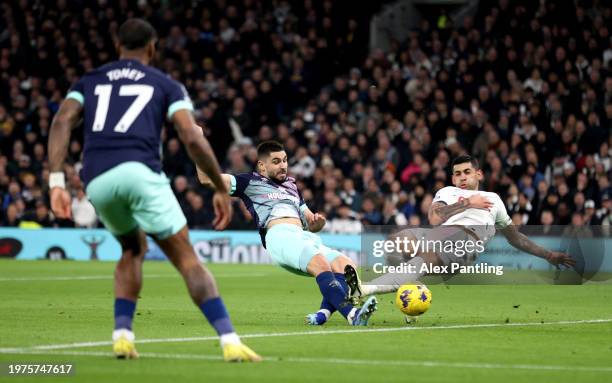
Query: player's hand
[
  {"left": 467, "top": 194, "right": 494, "bottom": 211},
  {"left": 308, "top": 212, "right": 326, "bottom": 232},
  {"left": 50, "top": 187, "right": 72, "bottom": 219},
  {"left": 212, "top": 191, "right": 233, "bottom": 230},
  {"left": 545, "top": 251, "right": 576, "bottom": 268}
]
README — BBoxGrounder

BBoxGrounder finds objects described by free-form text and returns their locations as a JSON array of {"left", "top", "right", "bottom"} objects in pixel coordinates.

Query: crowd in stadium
[{"left": 0, "top": 0, "right": 610, "bottom": 234}]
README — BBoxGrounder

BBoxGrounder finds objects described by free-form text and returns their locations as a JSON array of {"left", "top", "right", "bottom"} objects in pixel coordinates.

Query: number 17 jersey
[{"left": 66, "top": 58, "right": 193, "bottom": 186}]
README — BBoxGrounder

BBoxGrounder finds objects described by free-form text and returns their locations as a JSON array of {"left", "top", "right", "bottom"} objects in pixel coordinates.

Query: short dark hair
[
  {"left": 118, "top": 18, "right": 157, "bottom": 50},
  {"left": 452, "top": 155, "right": 479, "bottom": 169},
  {"left": 257, "top": 141, "right": 285, "bottom": 158}
]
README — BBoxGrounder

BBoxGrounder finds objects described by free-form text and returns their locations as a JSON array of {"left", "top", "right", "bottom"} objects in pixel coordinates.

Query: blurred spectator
[
  {"left": 172, "top": 175, "right": 190, "bottom": 211},
  {"left": 72, "top": 188, "right": 97, "bottom": 228},
  {"left": 163, "top": 138, "right": 193, "bottom": 178},
  {"left": 2, "top": 203, "right": 20, "bottom": 227},
  {"left": 562, "top": 213, "right": 594, "bottom": 238},
  {"left": 289, "top": 147, "right": 316, "bottom": 178},
  {"left": 226, "top": 145, "right": 252, "bottom": 174},
  {"left": 534, "top": 209, "right": 562, "bottom": 236},
  {"left": 185, "top": 193, "right": 214, "bottom": 229},
  {"left": 583, "top": 200, "right": 597, "bottom": 225},
  {"left": 593, "top": 192, "right": 611, "bottom": 226},
  {"left": 228, "top": 200, "right": 255, "bottom": 230},
  {"left": 361, "top": 197, "right": 382, "bottom": 225},
  {"left": 17, "top": 199, "right": 54, "bottom": 228},
  {"left": 382, "top": 198, "right": 408, "bottom": 226},
  {"left": 324, "top": 203, "right": 362, "bottom": 234},
  {"left": 33, "top": 200, "right": 53, "bottom": 227}
]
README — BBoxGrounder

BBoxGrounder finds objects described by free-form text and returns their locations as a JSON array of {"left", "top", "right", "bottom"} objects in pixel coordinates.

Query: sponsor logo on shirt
[{"left": 264, "top": 192, "right": 299, "bottom": 203}]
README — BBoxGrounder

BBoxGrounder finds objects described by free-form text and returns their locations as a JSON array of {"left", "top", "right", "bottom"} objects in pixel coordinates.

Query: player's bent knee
[
  {"left": 306, "top": 254, "right": 332, "bottom": 276},
  {"left": 118, "top": 230, "right": 147, "bottom": 257},
  {"left": 330, "top": 254, "right": 354, "bottom": 273}
]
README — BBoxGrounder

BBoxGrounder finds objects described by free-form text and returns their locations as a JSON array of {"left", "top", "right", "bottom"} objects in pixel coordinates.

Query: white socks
[
  {"left": 360, "top": 257, "right": 426, "bottom": 296},
  {"left": 112, "top": 328, "right": 135, "bottom": 342},
  {"left": 220, "top": 332, "right": 241, "bottom": 347},
  {"left": 317, "top": 309, "right": 331, "bottom": 320},
  {"left": 361, "top": 284, "right": 399, "bottom": 296},
  {"left": 346, "top": 308, "right": 358, "bottom": 324},
  {"left": 113, "top": 328, "right": 241, "bottom": 349},
  {"left": 113, "top": 328, "right": 242, "bottom": 348}
]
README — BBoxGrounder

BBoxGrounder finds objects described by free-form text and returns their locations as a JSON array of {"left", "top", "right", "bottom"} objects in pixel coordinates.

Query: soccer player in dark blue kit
[{"left": 47, "top": 19, "right": 261, "bottom": 362}]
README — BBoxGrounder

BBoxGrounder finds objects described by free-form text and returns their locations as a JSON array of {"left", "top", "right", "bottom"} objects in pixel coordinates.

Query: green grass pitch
[{"left": 1, "top": 260, "right": 611, "bottom": 382}]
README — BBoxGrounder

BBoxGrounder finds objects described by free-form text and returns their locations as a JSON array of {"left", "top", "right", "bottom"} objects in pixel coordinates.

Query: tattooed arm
[
  {"left": 428, "top": 194, "right": 493, "bottom": 225},
  {"left": 499, "top": 225, "right": 576, "bottom": 267}
]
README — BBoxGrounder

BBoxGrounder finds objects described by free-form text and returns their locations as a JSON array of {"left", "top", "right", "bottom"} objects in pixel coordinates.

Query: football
[{"left": 395, "top": 284, "right": 432, "bottom": 316}]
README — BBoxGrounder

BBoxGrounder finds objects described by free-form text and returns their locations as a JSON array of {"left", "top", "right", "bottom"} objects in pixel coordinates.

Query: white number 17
[{"left": 92, "top": 84, "right": 154, "bottom": 133}]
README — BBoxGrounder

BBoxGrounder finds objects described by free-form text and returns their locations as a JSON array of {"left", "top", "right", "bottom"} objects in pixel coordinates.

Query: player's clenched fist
[
  {"left": 50, "top": 187, "right": 72, "bottom": 219},
  {"left": 212, "top": 191, "right": 233, "bottom": 230}
]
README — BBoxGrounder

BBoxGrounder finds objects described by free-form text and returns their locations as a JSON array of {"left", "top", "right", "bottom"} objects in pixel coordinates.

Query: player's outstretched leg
[
  {"left": 155, "top": 226, "right": 261, "bottom": 362},
  {"left": 304, "top": 253, "right": 359, "bottom": 326},
  {"left": 305, "top": 255, "right": 360, "bottom": 325},
  {"left": 330, "top": 256, "right": 360, "bottom": 306},
  {"left": 112, "top": 229, "right": 147, "bottom": 359},
  {"left": 345, "top": 252, "right": 442, "bottom": 298},
  {"left": 307, "top": 254, "right": 377, "bottom": 326}
]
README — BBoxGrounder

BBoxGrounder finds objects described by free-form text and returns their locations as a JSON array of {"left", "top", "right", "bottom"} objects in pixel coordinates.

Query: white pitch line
[
  {"left": 0, "top": 273, "right": 266, "bottom": 282},
  {"left": 3, "top": 318, "right": 610, "bottom": 353},
  {"left": 1, "top": 349, "right": 612, "bottom": 373}
]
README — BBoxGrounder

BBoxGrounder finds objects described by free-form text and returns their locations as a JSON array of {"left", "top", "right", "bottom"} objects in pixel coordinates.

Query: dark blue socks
[
  {"left": 114, "top": 298, "right": 136, "bottom": 330},
  {"left": 315, "top": 271, "right": 353, "bottom": 318},
  {"left": 318, "top": 272, "right": 349, "bottom": 315},
  {"left": 335, "top": 273, "right": 350, "bottom": 296},
  {"left": 115, "top": 296, "right": 235, "bottom": 337},
  {"left": 199, "top": 297, "right": 235, "bottom": 335}
]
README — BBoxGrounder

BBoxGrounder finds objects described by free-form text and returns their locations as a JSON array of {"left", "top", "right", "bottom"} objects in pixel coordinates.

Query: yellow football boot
[
  {"left": 222, "top": 342, "right": 262, "bottom": 362},
  {"left": 112, "top": 329, "right": 139, "bottom": 359}
]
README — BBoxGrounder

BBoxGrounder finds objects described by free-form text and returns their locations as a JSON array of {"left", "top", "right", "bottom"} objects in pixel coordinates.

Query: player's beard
[{"left": 271, "top": 170, "right": 287, "bottom": 183}]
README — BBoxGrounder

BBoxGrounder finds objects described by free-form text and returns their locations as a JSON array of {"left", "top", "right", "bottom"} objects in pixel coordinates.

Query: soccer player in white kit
[{"left": 345, "top": 155, "right": 576, "bottom": 298}]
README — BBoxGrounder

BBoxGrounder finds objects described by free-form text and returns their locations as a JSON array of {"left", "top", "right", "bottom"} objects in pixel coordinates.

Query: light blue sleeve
[
  {"left": 65, "top": 91, "right": 84, "bottom": 105},
  {"left": 167, "top": 99, "right": 194, "bottom": 119},
  {"left": 228, "top": 175, "right": 237, "bottom": 195}
]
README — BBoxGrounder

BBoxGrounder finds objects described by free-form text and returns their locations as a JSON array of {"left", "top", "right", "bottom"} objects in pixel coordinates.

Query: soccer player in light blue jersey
[
  {"left": 198, "top": 141, "right": 378, "bottom": 326},
  {"left": 48, "top": 18, "right": 260, "bottom": 362}
]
